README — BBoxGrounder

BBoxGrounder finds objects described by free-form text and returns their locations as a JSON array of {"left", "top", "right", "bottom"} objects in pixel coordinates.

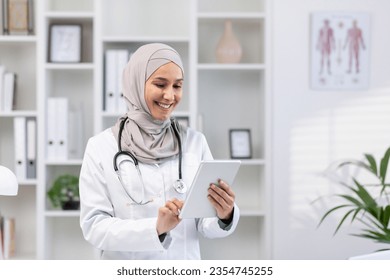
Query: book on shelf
[
  {"left": 1, "top": 0, "right": 33, "bottom": 35},
  {"left": 3, "top": 72, "right": 16, "bottom": 111},
  {"left": 0, "top": 66, "right": 16, "bottom": 112},
  {"left": 0, "top": 214, "right": 16, "bottom": 259}
]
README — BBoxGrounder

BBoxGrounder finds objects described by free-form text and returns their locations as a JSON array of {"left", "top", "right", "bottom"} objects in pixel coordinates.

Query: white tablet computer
[{"left": 179, "top": 160, "right": 241, "bottom": 219}]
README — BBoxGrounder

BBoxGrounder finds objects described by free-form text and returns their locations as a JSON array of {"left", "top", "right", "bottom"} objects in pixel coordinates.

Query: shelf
[
  {"left": 102, "top": 36, "right": 190, "bottom": 43},
  {"left": 240, "top": 208, "right": 266, "bottom": 217},
  {"left": 198, "top": 12, "right": 266, "bottom": 19},
  {"left": 18, "top": 179, "right": 38, "bottom": 186},
  {"left": 0, "top": 36, "right": 37, "bottom": 43},
  {"left": 45, "top": 210, "right": 80, "bottom": 217},
  {"left": 198, "top": 63, "right": 265, "bottom": 70},
  {"left": 45, "top": 159, "right": 83, "bottom": 166},
  {"left": 45, "top": 63, "right": 94, "bottom": 70},
  {"left": 0, "top": 111, "right": 37, "bottom": 117},
  {"left": 45, "top": 11, "right": 94, "bottom": 19}
]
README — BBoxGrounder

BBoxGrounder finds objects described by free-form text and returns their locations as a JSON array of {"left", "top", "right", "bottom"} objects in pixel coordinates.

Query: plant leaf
[
  {"left": 380, "top": 147, "right": 390, "bottom": 184},
  {"left": 318, "top": 204, "right": 352, "bottom": 227},
  {"left": 364, "top": 153, "right": 378, "bottom": 176}
]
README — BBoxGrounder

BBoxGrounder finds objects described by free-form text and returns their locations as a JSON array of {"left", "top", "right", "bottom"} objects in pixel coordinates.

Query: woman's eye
[
  {"left": 155, "top": 84, "right": 165, "bottom": 88},
  {"left": 174, "top": 84, "right": 182, "bottom": 89}
]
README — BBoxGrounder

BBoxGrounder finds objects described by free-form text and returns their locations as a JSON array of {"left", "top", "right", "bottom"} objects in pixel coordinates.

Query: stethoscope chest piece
[{"left": 173, "top": 179, "right": 187, "bottom": 194}]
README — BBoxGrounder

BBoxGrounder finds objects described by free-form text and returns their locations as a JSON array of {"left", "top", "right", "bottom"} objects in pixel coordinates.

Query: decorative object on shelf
[
  {"left": 317, "top": 147, "right": 390, "bottom": 251},
  {"left": 0, "top": 165, "right": 18, "bottom": 196},
  {"left": 215, "top": 20, "right": 242, "bottom": 63},
  {"left": 47, "top": 174, "right": 80, "bottom": 210},
  {"left": 49, "top": 24, "right": 82, "bottom": 63},
  {"left": 229, "top": 129, "right": 252, "bottom": 159},
  {"left": 2, "top": 0, "right": 33, "bottom": 35}
]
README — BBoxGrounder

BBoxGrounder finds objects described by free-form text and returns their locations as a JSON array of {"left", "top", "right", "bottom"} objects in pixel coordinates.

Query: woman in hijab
[{"left": 79, "top": 43, "right": 240, "bottom": 259}]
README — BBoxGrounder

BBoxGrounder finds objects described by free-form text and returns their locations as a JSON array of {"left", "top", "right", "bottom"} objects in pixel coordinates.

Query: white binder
[
  {"left": 3, "top": 72, "right": 15, "bottom": 111},
  {"left": 26, "top": 117, "right": 36, "bottom": 179},
  {"left": 46, "top": 98, "right": 57, "bottom": 159},
  {"left": 116, "top": 49, "right": 129, "bottom": 114},
  {"left": 104, "top": 50, "right": 117, "bottom": 112},
  {"left": 56, "top": 98, "right": 68, "bottom": 160},
  {"left": 14, "top": 117, "right": 26, "bottom": 180},
  {"left": 46, "top": 97, "right": 68, "bottom": 160}
]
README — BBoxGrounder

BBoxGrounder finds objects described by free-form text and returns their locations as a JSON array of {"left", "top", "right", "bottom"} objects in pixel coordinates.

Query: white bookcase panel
[
  {"left": 100, "top": 0, "right": 190, "bottom": 38},
  {"left": 234, "top": 164, "right": 266, "bottom": 214},
  {"left": 45, "top": 0, "right": 94, "bottom": 12},
  {"left": 0, "top": 42, "right": 37, "bottom": 111},
  {"left": 197, "top": 70, "right": 265, "bottom": 159},
  {"left": 200, "top": 216, "right": 266, "bottom": 259},
  {"left": 44, "top": 218, "right": 96, "bottom": 259},
  {"left": 0, "top": 119, "right": 15, "bottom": 169}
]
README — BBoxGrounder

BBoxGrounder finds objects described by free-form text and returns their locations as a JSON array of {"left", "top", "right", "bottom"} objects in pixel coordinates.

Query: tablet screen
[{"left": 179, "top": 160, "right": 241, "bottom": 219}]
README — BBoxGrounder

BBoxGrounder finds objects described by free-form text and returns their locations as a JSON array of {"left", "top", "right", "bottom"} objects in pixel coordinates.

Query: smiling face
[{"left": 144, "top": 62, "right": 183, "bottom": 121}]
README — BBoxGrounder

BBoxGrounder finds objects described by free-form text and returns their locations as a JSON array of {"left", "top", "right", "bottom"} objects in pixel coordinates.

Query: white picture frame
[
  {"left": 229, "top": 129, "right": 252, "bottom": 159},
  {"left": 49, "top": 24, "right": 82, "bottom": 63},
  {"left": 310, "top": 12, "right": 370, "bottom": 90}
]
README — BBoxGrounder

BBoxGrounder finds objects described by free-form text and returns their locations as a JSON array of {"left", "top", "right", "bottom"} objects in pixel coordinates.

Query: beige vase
[{"left": 215, "top": 20, "right": 242, "bottom": 63}]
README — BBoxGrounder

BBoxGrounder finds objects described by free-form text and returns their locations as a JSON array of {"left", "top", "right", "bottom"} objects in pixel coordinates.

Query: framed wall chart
[{"left": 311, "top": 12, "right": 370, "bottom": 90}]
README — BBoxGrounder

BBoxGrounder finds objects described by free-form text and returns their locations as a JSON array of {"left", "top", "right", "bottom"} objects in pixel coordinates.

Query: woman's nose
[{"left": 163, "top": 87, "right": 175, "bottom": 101}]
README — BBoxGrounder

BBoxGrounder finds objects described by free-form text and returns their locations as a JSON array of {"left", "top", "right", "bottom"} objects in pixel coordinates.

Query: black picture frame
[
  {"left": 229, "top": 129, "right": 252, "bottom": 159},
  {"left": 49, "top": 24, "right": 82, "bottom": 63}
]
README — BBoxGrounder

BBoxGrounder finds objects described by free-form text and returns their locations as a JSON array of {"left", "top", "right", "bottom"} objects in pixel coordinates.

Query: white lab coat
[{"left": 79, "top": 127, "right": 240, "bottom": 259}]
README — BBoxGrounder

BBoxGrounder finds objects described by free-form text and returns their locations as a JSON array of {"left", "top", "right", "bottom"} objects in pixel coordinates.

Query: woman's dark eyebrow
[{"left": 153, "top": 77, "right": 184, "bottom": 82}]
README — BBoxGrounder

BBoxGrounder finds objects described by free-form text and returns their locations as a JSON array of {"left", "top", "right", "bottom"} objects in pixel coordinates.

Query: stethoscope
[{"left": 113, "top": 117, "right": 187, "bottom": 205}]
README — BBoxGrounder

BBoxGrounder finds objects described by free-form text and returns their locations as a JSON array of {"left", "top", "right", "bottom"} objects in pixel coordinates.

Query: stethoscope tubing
[{"left": 113, "top": 117, "right": 184, "bottom": 204}]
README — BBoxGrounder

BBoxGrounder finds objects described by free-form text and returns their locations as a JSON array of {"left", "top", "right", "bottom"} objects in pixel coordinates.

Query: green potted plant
[
  {"left": 47, "top": 174, "right": 80, "bottom": 210},
  {"left": 317, "top": 147, "right": 390, "bottom": 251}
]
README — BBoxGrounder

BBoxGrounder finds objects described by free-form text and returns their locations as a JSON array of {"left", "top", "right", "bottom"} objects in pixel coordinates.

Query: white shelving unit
[
  {"left": 35, "top": 0, "right": 96, "bottom": 260},
  {"left": 0, "top": 0, "right": 271, "bottom": 260},
  {"left": 194, "top": 0, "right": 271, "bottom": 259},
  {"left": 0, "top": 0, "right": 39, "bottom": 259}
]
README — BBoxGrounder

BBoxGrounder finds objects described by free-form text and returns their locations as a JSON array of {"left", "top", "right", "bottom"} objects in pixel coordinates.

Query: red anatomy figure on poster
[
  {"left": 316, "top": 19, "right": 335, "bottom": 75},
  {"left": 344, "top": 20, "right": 366, "bottom": 74}
]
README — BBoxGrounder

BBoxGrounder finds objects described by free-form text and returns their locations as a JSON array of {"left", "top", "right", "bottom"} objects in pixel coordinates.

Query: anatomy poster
[{"left": 311, "top": 12, "right": 370, "bottom": 90}]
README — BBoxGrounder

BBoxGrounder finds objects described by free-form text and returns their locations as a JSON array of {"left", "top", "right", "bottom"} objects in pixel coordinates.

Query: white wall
[{"left": 271, "top": 0, "right": 390, "bottom": 259}]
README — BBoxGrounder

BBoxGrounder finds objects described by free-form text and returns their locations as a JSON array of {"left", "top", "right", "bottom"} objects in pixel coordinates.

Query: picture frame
[
  {"left": 49, "top": 24, "right": 82, "bottom": 63},
  {"left": 3, "top": 0, "right": 33, "bottom": 35},
  {"left": 310, "top": 12, "right": 370, "bottom": 90},
  {"left": 229, "top": 129, "right": 252, "bottom": 159}
]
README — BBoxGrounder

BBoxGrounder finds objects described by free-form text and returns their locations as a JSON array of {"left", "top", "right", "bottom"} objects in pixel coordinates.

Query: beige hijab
[{"left": 111, "top": 43, "right": 186, "bottom": 164}]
